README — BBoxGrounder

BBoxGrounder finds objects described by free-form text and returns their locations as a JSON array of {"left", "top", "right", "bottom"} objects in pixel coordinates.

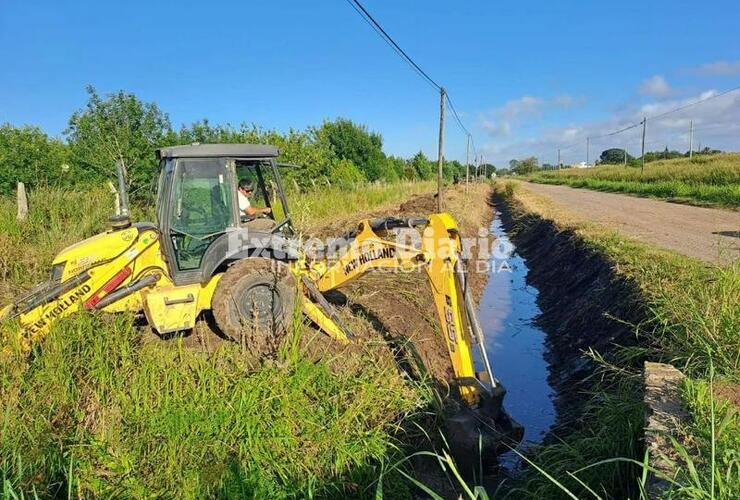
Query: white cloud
[
  {"left": 478, "top": 88, "right": 740, "bottom": 166},
  {"left": 693, "top": 60, "right": 740, "bottom": 76},
  {"left": 481, "top": 120, "right": 511, "bottom": 137},
  {"left": 498, "top": 96, "right": 543, "bottom": 119},
  {"left": 639, "top": 75, "right": 671, "bottom": 96},
  {"left": 479, "top": 94, "right": 584, "bottom": 139}
]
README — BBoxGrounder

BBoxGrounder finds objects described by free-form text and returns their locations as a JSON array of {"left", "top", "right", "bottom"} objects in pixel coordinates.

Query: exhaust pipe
[{"left": 111, "top": 161, "right": 131, "bottom": 229}]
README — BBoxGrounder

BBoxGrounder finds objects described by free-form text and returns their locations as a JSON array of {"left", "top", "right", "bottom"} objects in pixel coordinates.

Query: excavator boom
[{"left": 301, "top": 213, "right": 498, "bottom": 407}]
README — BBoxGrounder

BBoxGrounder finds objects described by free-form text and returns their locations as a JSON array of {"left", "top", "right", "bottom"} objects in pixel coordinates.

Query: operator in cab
[{"left": 238, "top": 179, "right": 275, "bottom": 230}]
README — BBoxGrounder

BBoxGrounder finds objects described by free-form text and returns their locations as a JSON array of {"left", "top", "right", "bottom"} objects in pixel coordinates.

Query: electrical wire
[
  {"left": 344, "top": 0, "right": 441, "bottom": 91},
  {"left": 556, "top": 85, "right": 740, "bottom": 152},
  {"left": 344, "top": 0, "right": 480, "bottom": 162}
]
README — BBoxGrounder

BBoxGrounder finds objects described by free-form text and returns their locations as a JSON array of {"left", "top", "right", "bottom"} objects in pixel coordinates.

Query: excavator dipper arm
[{"left": 302, "top": 213, "right": 498, "bottom": 408}]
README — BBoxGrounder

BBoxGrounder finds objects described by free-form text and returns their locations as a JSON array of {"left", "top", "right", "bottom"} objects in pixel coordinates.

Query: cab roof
[{"left": 156, "top": 144, "right": 279, "bottom": 160}]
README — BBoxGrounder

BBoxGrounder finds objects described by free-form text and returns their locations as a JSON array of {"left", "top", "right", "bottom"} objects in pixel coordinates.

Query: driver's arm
[{"left": 243, "top": 205, "right": 272, "bottom": 217}]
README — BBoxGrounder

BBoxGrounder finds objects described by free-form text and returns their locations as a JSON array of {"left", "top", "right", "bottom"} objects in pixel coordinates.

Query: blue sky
[{"left": 1, "top": 0, "right": 738, "bottom": 166}]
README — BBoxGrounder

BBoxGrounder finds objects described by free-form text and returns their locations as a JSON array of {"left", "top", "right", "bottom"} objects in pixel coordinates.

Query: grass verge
[
  {"left": 0, "top": 179, "right": 440, "bottom": 498},
  {"left": 528, "top": 153, "right": 740, "bottom": 208},
  {"left": 497, "top": 181, "right": 738, "bottom": 499}
]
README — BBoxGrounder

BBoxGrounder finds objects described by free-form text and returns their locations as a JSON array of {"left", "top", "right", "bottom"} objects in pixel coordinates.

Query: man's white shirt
[{"left": 238, "top": 190, "right": 251, "bottom": 213}]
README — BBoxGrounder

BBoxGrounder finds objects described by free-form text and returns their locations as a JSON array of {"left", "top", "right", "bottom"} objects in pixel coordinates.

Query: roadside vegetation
[
  {"left": 0, "top": 179, "right": 445, "bottom": 498},
  {"left": 0, "top": 86, "right": 468, "bottom": 198},
  {"left": 497, "top": 181, "right": 739, "bottom": 499},
  {"left": 527, "top": 153, "right": 740, "bottom": 208}
]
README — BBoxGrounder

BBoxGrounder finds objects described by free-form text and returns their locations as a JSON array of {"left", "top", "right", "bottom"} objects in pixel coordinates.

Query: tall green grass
[
  {"left": 0, "top": 313, "right": 426, "bottom": 498},
  {"left": 529, "top": 154, "right": 740, "bottom": 207},
  {"left": 289, "top": 180, "right": 435, "bottom": 231},
  {"left": 0, "top": 179, "right": 438, "bottom": 498}
]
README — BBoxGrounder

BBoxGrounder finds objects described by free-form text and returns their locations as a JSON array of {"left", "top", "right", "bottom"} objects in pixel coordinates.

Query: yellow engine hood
[{"left": 53, "top": 226, "right": 142, "bottom": 278}]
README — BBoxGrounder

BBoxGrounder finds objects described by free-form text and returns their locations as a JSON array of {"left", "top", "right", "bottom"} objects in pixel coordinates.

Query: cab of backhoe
[{"left": 154, "top": 144, "right": 296, "bottom": 286}]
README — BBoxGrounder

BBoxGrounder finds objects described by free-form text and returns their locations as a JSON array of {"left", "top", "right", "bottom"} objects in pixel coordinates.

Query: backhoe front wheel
[{"left": 212, "top": 258, "right": 296, "bottom": 357}]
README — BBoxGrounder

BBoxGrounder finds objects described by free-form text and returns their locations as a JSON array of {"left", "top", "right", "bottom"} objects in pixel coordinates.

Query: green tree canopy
[
  {"left": 509, "top": 156, "right": 538, "bottom": 175},
  {"left": 312, "top": 118, "right": 388, "bottom": 181},
  {"left": 599, "top": 148, "right": 631, "bottom": 164},
  {"left": 65, "top": 86, "right": 171, "bottom": 191},
  {"left": 410, "top": 151, "right": 433, "bottom": 180},
  {"left": 0, "top": 124, "right": 70, "bottom": 194}
]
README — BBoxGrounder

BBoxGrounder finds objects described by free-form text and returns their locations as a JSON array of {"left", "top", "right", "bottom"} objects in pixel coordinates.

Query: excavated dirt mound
[
  {"left": 189, "top": 185, "right": 496, "bottom": 390},
  {"left": 298, "top": 186, "right": 496, "bottom": 385}
]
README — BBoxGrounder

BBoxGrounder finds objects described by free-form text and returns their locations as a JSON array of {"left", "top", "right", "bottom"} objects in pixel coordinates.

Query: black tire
[{"left": 211, "top": 258, "right": 296, "bottom": 357}]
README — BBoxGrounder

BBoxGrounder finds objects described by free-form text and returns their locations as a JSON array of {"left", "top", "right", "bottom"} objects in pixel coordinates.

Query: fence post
[{"left": 16, "top": 182, "right": 28, "bottom": 221}]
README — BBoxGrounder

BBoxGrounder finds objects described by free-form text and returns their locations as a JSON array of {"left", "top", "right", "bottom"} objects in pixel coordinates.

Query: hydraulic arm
[{"left": 300, "top": 213, "right": 501, "bottom": 409}]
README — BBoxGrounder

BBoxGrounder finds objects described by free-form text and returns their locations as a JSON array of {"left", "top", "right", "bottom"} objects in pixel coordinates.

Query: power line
[
  {"left": 556, "top": 85, "right": 740, "bottom": 151},
  {"left": 650, "top": 85, "right": 740, "bottom": 120},
  {"left": 344, "top": 0, "right": 481, "bottom": 164},
  {"left": 344, "top": 0, "right": 441, "bottom": 91}
]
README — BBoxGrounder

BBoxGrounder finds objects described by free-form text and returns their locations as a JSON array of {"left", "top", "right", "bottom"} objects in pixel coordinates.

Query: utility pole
[
  {"left": 689, "top": 120, "right": 694, "bottom": 159},
  {"left": 640, "top": 117, "right": 647, "bottom": 174},
  {"left": 482, "top": 155, "right": 486, "bottom": 178},
  {"left": 557, "top": 148, "right": 561, "bottom": 170},
  {"left": 586, "top": 137, "right": 590, "bottom": 166},
  {"left": 623, "top": 146, "right": 628, "bottom": 166},
  {"left": 436, "top": 87, "right": 446, "bottom": 212},
  {"left": 465, "top": 134, "right": 470, "bottom": 189}
]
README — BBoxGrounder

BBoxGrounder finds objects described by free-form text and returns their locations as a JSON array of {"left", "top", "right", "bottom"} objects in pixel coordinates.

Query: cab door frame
[{"left": 158, "top": 156, "right": 239, "bottom": 286}]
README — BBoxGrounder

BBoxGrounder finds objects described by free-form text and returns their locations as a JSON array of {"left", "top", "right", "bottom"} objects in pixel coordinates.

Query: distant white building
[{"left": 572, "top": 161, "right": 593, "bottom": 169}]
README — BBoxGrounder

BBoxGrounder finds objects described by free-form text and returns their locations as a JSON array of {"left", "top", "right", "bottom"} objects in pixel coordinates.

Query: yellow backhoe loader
[{"left": 1, "top": 144, "right": 522, "bottom": 456}]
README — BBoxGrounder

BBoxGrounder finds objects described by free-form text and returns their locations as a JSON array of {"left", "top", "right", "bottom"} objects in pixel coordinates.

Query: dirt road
[{"left": 521, "top": 182, "right": 740, "bottom": 265}]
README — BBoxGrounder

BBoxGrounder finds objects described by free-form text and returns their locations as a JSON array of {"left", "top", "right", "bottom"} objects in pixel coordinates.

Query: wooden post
[
  {"left": 16, "top": 182, "right": 28, "bottom": 221},
  {"left": 557, "top": 148, "right": 561, "bottom": 170},
  {"left": 641, "top": 117, "right": 647, "bottom": 174},
  {"left": 436, "top": 87, "right": 446, "bottom": 212},
  {"left": 465, "top": 133, "right": 470, "bottom": 190}
]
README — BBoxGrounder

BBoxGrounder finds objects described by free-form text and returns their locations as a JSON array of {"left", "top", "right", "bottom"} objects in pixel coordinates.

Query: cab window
[
  {"left": 235, "top": 160, "right": 287, "bottom": 222},
  {"left": 169, "top": 158, "right": 234, "bottom": 271}
]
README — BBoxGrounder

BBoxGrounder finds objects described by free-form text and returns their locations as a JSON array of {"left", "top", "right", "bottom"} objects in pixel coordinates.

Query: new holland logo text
[
  {"left": 26, "top": 284, "right": 92, "bottom": 335},
  {"left": 343, "top": 247, "right": 396, "bottom": 275}
]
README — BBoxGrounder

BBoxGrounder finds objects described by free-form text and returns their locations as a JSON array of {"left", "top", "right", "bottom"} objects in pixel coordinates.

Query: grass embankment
[
  {"left": 528, "top": 153, "right": 740, "bottom": 208},
  {"left": 498, "top": 182, "right": 739, "bottom": 499},
  {"left": 0, "top": 180, "right": 440, "bottom": 498}
]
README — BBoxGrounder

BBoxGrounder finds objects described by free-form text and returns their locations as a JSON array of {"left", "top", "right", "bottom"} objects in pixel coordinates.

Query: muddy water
[{"left": 477, "top": 210, "right": 556, "bottom": 458}]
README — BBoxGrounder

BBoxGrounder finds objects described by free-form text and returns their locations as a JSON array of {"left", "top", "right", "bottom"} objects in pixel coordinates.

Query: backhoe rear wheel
[{"left": 212, "top": 258, "right": 296, "bottom": 357}]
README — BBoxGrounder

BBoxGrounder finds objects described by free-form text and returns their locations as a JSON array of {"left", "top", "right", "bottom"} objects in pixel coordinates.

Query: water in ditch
[{"left": 478, "top": 210, "right": 557, "bottom": 466}]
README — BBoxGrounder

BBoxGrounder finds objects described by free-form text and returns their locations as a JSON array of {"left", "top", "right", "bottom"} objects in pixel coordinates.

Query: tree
[
  {"left": 312, "top": 118, "right": 388, "bottom": 181},
  {"left": 599, "top": 148, "right": 632, "bottom": 164},
  {"left": 0, "top": 124, "right": 70, "bottom": 194},
  {"left": 65, "top": 86, "right": 171, "bottom": 191},
  {"left": 510, "top": 156, "right": 538, "bottom": 175},
  {"left": 410, "top": 151, "right": 433, "bottom": 180}
]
